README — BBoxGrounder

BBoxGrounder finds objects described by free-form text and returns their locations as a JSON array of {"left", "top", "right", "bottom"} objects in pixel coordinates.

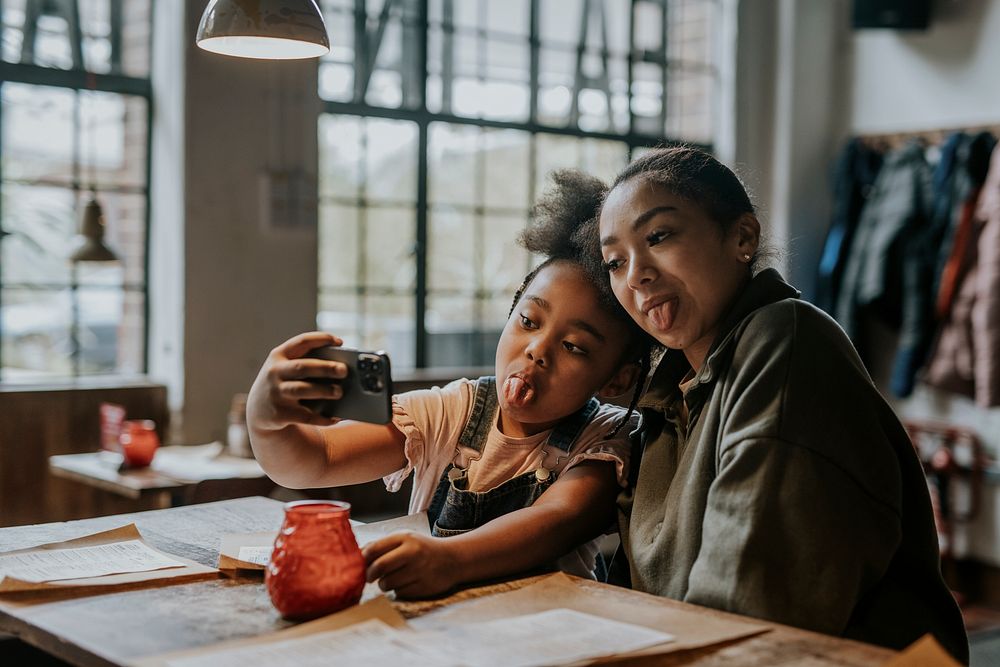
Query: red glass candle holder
[
  {"left": 266, "top": 500, "right": 366, "bottom": 620},
  {"left": 119, "top": 419, "right": 159, "bottom": 468}
]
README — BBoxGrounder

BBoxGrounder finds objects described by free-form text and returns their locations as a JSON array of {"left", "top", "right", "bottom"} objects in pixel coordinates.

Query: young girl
[{"left": 246, "top": 171, "right": 651, "bottom": 599}]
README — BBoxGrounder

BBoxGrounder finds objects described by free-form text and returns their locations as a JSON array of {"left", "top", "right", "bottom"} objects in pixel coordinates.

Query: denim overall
[{"left": 426, "top": 376, "right": 600, "bottom": 537}]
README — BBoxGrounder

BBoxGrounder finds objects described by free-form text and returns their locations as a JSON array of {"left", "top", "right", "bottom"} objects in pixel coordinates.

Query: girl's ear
[
  {"left": 598, "top": 361, "right": 641, "bottom": 399},
  {"left": 733, "top": 213, "right": 761, "bottom": 261}
]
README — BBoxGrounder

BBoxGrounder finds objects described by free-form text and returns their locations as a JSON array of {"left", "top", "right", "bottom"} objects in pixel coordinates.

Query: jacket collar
[{"left": 638, "top": 268, "right": 800, "bottom": 410}]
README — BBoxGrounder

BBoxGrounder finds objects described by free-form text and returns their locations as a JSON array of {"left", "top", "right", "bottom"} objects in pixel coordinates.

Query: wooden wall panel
[{"left": 0, "top": 381, "right": 168, "bottom": 527}]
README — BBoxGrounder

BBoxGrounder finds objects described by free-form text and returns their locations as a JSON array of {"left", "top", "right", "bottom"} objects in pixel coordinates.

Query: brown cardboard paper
[
  {"left": 882, "top": 634, "right": 962, "bottom": 667},
  {"left": 0, "top": 524, "right": 216, "bottom": 595}
]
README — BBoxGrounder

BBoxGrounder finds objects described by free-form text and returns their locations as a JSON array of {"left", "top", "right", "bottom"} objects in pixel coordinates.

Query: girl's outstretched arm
[
  {"left": 246, "top": 331, "right": 406, "bottom": 489},
  {"left": 363, "top": 460, "right": 618, "bottom": 597}
]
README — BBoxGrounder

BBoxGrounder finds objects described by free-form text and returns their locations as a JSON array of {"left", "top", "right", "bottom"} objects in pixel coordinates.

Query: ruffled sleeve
[
  {"left": 561, "top": 404, "right": 637, "bottom": 488},
  {"left": 380, "top": 379, "right": 476, "bottom": 512},
  {"left": 382, "top": 400, "right": 425, "bottom": 492}
]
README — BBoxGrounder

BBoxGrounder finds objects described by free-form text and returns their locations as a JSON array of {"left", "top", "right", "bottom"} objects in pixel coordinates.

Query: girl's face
[
  {"left": 599, "top": 177, "right": 758, "bottom": 370},
  {"left": 495, "top": 261, "right": 635, "bottom": 438}
]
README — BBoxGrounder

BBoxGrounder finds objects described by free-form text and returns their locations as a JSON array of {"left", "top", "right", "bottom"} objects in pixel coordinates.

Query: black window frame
[
  {"left": 319, "top": 0, "right": 715, "bottom": 368},
  {"left": 0, "top": 1, "right": 153, "bottom": 381}
]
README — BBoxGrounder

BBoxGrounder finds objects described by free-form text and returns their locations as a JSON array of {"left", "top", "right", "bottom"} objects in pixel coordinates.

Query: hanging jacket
[
  {"left": 890, "top": 132, "right": 996, "bottom": 397},
  {"left": 925, "top": 143, "right": 1000, "bottom": 407},
  {"left": 835, "top": 142, "right": 933, "bottom": 365},
  {"left": 814, "top": 139, "right": 883, "bottom": 314}
]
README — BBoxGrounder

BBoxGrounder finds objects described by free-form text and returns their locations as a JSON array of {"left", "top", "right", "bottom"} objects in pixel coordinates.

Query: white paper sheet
[
  {"left": 409, "top": 609, "right": 674, "bottom": 667},
  {"left": 151, "top": 443, "right": 264, "bottom": 482},
  {"left": 0, "top": 539, "right": 186, "bottom": 583},
  {"left": 162, "top": 608, "right": 672, "bottom": 667},
  {"left": 235, "top": 546, "right": 272, "bottom": 567},
  {"left": 351, "top": 512, "right": 430, "bottom": 547},
  {"left": 165, "top": 620, "right": 443, "bottom": 667}
]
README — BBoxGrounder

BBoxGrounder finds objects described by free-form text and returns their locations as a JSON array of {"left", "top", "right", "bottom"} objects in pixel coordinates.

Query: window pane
[
  {"left": 118, "top": 288, "right": 143, "bottom": 374},
  {"left": 86, "top": 190, "right": 146, "bottom": 286},
  {"left": 538, "top": 48, "right": 574, "bottom": 127},
  {"left": 579, "top": 138, "right": 629, "bottom": 183},
  {"left": 1, "top": 286, "right": 72, "bottom": 379},
  {"left": 1, "top": 183, "right": 75, "bottom": 284},
  {"left": 2, "top": 0, "right": 151, "bottom": 76},
  {"left": 533, "top": 134, "right": 580, "bottom": 198},
  {"left": 76, "top": 283, "right": 124, "bottom": 374},
  {"left": 318, "top": 115, "right": 362, "bottom": 199},
  {"left": 81, "top": 91, "right": 148, "bottom": 190},
  {"left": 364, "top": 119, "right": 417, "bottom": 203},
  {"left": 482, "top": 129, "right": 529, "bottom": 210},
  {"left": 365, "top": 207, "right": 415, "bottom": 291},
  {"left": 482, "top": 213, "right": 528, "bottom": 295},
  {"left": 666, "top": 70, "right": 714, "bottom": 144},
  {"left": 318, "top": 291, "right": 363, "bottom": 349},
  {"left": 364, "top": 294, "right": 415, "bottom": 369},
  {"left": 539, "top": 0, "right": 582, "bottom": 46},
  {"left": 1, "top": 83, "right": 75, "bottom": 185},
  {"left": 481, "top": 39, "right": 530, "bottom": 122},
  {"left": 429, "top": 123, "right": 479, "bottom": 207},
  {"left": 485, "top": 0, "right": 528, "bottom": 37},
  {"left": 426, "top": 295, "right": 498, "bottom": 367},
  {"left": 484, "top": 294, "right": 513, "bottom": 334},
  {"left": 428, "top": 206, "right": 473, "bottom": 293},
  {"left": 319, "top": 203, "right": 359, "bottom": 290}
]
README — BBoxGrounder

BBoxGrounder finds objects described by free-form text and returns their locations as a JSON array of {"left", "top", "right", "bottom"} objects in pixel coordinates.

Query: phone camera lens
[
  {"left": 361, "top": 375, "right": 384, "bottom": 393},
  {"left": 358, "top": 359, "right": 371, "bottom": 371},
  {"left": 370, "top": 359, "right": 383, "bottom": 373}
]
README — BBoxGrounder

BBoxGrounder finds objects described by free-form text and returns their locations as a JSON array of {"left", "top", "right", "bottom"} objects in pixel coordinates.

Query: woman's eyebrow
[{"left": 600, "top": 205, "right": 678, "bottom": 246}]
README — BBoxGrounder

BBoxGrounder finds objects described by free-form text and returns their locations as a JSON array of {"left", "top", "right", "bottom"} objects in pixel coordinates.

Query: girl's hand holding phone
[{"left": 247, "top": 332, "right": 348, "bottom": 432}]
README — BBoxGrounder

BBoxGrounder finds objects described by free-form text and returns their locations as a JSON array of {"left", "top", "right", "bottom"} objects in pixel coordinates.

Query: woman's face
[{"left": 598, "top": 177, "right": 757, "bottom": 370}]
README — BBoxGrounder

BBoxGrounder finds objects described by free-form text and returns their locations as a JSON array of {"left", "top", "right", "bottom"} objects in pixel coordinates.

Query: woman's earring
[{"left": 742, "top": 253, "right": 751, "bottom": 262}]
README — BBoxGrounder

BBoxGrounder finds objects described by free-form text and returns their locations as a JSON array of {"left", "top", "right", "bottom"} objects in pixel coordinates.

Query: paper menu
[
  {"left": 0, "top": 539, "right": 185, "bottom": 583},
  {"left": 234, "top": 546, "right": 271, "bottom": 567},
  {"left": 217, "top": 512, "right": 431, "bottom": 571},
  {"left": 163, "top": 619, "right": 440, "bottom": 667},
  {"left": 0, "top": 524, "right": 216, "bottom": 594},
  {"left": 410, "top": 572, "right": 770, "bottom": 657},
  {"left": 134, "top": 596, "right": 410, "bottom": 667},
  {"left": 157, "top": 609, "right": 673, "bottom": 667}
]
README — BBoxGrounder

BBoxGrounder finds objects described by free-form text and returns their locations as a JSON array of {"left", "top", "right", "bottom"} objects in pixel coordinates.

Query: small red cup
[{"left": 119, "top": 420, "right": 159, "bottom": 468}]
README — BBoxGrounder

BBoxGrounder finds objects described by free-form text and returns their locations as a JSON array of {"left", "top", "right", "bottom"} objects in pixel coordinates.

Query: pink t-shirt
[{"left": 383, "top": 378, "right": 635, "bottom": 578}]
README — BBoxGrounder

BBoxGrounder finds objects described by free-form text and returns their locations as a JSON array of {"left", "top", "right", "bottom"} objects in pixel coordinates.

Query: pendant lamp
[
  {"left": 196, "top": 0, "right": 330, "bottom": 60},
  {"left": 68, "top": 193, "right": 118, "bottom": 263}
]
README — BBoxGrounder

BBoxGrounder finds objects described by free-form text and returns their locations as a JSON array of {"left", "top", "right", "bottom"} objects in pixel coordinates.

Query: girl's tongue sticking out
[{"left": 503, "top": 375, "right": 535, "bottom": 407}]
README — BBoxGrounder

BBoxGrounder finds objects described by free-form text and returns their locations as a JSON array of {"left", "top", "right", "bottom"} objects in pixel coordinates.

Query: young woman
[{"left": 590, "top": 147, "right": 968, "bottom": 662}]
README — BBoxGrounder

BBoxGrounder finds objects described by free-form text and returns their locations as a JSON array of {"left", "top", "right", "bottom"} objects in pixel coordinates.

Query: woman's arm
[
  {"left": 246, "top": 332, "right": 406, "bottom": 489},
  {"left": 363, "top": 460, "right": 618, "bottom": 598}
]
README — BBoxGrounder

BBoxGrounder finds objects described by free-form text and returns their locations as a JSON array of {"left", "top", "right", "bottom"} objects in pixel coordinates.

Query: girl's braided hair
[{"left": 508, "top": 169, "right": 655, "bottom": 438}]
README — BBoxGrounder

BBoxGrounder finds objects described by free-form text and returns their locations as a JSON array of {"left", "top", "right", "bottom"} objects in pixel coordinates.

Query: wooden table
[
  {"left": 48, "top": 449, "right": 275, "bottom": 509},
  {"left": 0, "top": 497, "right": 897, "bottom": 667}
]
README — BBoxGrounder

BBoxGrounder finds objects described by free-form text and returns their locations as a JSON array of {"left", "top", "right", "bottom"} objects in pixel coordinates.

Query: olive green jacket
[{"left": 619, "top": 269, "right": 968, "bottom": 663}]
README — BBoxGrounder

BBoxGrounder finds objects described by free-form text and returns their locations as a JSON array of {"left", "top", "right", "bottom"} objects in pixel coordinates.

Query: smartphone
[{"left": 300, "top": 346, "right": 393, "bottom": 424}]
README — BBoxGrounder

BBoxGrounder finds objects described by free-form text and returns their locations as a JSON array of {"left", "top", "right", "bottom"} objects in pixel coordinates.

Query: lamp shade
[
  {"left": 69, "top": 196, "right": 118, "bottom": 263},
  {"left": 196, "top": 0, "right": 330, "bottom": 60}
]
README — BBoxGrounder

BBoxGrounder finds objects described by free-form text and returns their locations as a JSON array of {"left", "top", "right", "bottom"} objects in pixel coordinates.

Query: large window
[
  {"left": 318, "top": 0, "right": 718, "bottom": 368},
  {"left": 0, "top": 0, "right": 151, "bottom": 381}
]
